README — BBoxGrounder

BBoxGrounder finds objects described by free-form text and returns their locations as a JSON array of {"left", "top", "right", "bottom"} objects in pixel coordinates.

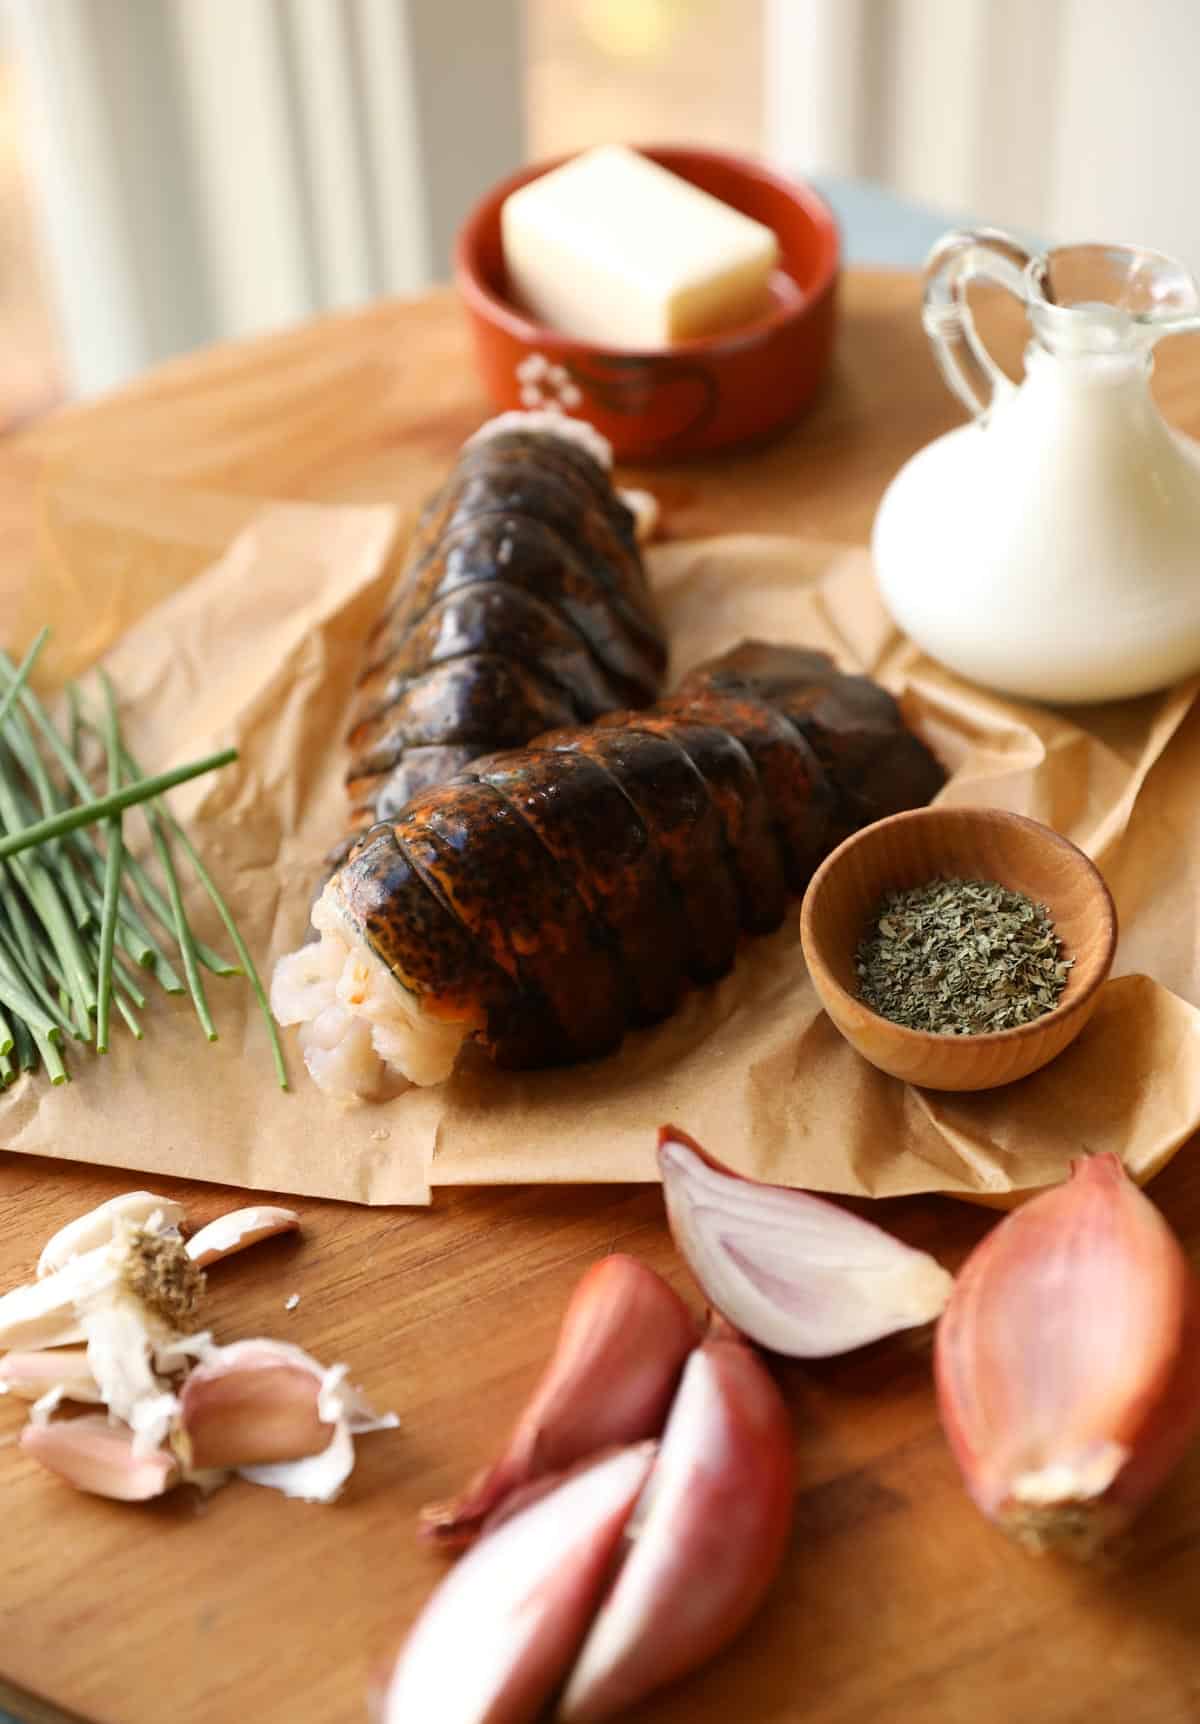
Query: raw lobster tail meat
[
  {"left": 272, "top": 640, "right": 943, "bottom": 1099},
  {"left": 344, "top": 417, "right": 666, "bottom": 829}
]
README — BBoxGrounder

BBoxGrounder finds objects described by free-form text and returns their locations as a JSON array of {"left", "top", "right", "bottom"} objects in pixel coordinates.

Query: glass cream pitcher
[{"left": 872, "top": 229, "right": 1200, "bottom": 703}]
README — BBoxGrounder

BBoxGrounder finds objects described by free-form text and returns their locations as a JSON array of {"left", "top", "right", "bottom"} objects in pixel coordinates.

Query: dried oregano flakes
[{"left": 855, "top": 876, "right": 1074, "bottom": 1036}]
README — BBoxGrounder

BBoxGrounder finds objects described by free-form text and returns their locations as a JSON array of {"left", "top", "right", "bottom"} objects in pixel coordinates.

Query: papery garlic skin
[
  {"left": 935, "top": 1153, "right": 1200, "bottom": 1555},
  {"left": 658, "top": 1128, "right": 953, "bottom": 1358},
  {"left": 379, "top": 1446, "right": 655, "bottom": 1724},
  {"left": 37, "top": 1193, "right": 186, "bottom": 1278}
]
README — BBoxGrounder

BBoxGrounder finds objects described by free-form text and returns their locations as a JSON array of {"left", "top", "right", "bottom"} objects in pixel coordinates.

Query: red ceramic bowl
[{"left": 455, "top": 145, "right": 840, "bottom": 462}]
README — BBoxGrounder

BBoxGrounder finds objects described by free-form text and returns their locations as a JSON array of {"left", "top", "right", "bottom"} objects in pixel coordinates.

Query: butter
[{"left": 501, "top": 145, "right": 779, "bottom": 347}]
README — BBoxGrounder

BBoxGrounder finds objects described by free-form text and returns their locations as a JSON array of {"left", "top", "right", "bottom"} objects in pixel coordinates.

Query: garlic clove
[
  {"left": 177, "top": 1339, "right": 396, "bottom": 1502},
  {"left": 658, "top": 1126, "right": 953, "bottom": 1357},
  {"left": 178, "top": 1343, "right": 333, "bottom": 1468},
  {"left": 558, "top": 1333, "right": 794, "bottom": 1722},
  {"left": 0, "top": 1248, "right": 115, "bottom": 1351},
  {"left": 185, "top": 1206, "right": 300, "bottom": 1269},
  {"left": 38, "top": 1192, "right": 186, "bottom": 1278},
  {"left": 0, "top": 1348, "right": 102, "bottom": 1404},
  {"left": 378, "top": 1445, "right": 656, "bottom": 1724},
  {"left": 419, "top": 1254, "right": 697, "bottom": 1549},
  {"left": 21, "top": 1415, "right": 179, "bottom": 1501},
  {"left": 935, "top": 1153, "right": 1200, "bottom": 1555}
]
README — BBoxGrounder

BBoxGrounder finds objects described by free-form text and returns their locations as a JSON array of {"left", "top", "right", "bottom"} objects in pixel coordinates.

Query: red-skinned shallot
[
  {"left": 935, "top": 1152, "right": 1200, "bottom": 1555},
  {"left": 378, "top": 1445, "right": 656, "bottom": 1724},
  {"left": 419, "top": 1253, "right": 697, "bottom": 1548},
  {"left": 558, "top": 1327, "right": 794, "bottom": 1720}
]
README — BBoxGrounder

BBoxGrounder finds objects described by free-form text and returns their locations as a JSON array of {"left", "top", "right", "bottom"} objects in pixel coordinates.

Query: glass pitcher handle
[{"left": 923, "top": 229, "right": 1034, "bottom": 420}]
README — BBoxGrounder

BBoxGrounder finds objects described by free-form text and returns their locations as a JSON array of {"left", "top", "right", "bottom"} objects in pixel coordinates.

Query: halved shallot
[
  {"left": 378, "top": 1445, "right": 657, "bottom": 1724},
  {"left": 419, "top": 1254, "right": 697, "bottom": 1548},
  {"left": 935, "top": 1153, "right": 1200, "bottom": 1555},
  {"left": 658, "top": 1127, "right": 953, "bottom": 1357},
  {"left": 559, "top": 1329, "right": 795, "bottom": 1720}
]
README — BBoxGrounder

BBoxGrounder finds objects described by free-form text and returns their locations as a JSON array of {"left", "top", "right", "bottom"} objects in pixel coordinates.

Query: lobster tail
[{"left": 282, "top": 644, "right": 942, "bottom": 1091}]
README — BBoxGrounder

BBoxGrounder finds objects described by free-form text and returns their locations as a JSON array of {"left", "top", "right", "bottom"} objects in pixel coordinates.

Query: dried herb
[{"left": 856, "top": 876, "right": 1073, "bottom": 1035}]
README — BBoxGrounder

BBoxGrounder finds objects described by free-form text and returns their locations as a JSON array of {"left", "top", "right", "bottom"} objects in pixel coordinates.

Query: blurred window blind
[
  {"left": 3, "top": 0, "right": 523, "bottom": 395},
  {"left": 765, "top": 0, "right": 1200, "bottom": 273}
]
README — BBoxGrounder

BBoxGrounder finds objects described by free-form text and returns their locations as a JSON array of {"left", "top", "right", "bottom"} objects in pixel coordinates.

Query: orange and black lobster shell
[
  {"left": 344, "top": 428, "right": 666, "bottom": 830},
  {"left": 332, "top": 641, "right": 945, "bottom": 1070}
]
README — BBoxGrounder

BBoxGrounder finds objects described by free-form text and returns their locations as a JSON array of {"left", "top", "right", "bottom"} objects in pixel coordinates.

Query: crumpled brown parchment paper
[{"left": 4, "top": 474, "right": 1200, "bottom": 1206}]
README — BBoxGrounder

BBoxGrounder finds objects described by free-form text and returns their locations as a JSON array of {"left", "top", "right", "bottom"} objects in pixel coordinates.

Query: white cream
[{"left": 874, "top": 338, "right": 1200, "bottom": 703}]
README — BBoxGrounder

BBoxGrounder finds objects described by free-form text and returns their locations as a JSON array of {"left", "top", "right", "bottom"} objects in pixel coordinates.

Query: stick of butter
[{"left": 501, "top": 145, "right": 780, "bottom": 347}]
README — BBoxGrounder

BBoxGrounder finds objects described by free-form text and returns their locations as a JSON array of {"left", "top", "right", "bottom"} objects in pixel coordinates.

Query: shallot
[
  {"left": 936, "top": 1152, "right": 1200, "bottom": 1555},
  {"left": 378, "top": 1446, "right": 657, "bottom": 1724},
  {"left": 420, "top": 1254, "right": 696, "bottom": 1548},
  {"left": 658, "top": 1126, "right": 953, "bottom": 1357},
  {"left": 560, "top": 1327, "right": 795, "bottom": 1721}
]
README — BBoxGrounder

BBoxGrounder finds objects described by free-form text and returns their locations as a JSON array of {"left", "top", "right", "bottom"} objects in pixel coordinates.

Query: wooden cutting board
[{"left": 3, "top": 272, "right": 1200, "bottom": 1724}]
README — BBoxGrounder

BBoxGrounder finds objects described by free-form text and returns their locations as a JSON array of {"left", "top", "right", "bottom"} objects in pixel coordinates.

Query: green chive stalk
[{"left": 0, "top": 631, "right": 282, "bottom": 1085}]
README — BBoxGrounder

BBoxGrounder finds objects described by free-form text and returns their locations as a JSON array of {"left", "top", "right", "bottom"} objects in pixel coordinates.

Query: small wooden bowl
[
  {"left": 799, "top": 807, "right": 1117, "bottom": 1092},
  {"left": 455, "top": 144, "right": 839, "bottom": 461}
]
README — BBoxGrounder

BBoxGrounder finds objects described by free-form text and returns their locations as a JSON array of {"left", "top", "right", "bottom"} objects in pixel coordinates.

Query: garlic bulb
[
  {"left": 0, "top": 1208, "right": 203, "bottom": 1452},
  {"left": 37, "top": 1192, "right": 187, "bottom": 1278},
  {"left": 935, "top": 1153, "right": 1200, "bottom": 1555}
]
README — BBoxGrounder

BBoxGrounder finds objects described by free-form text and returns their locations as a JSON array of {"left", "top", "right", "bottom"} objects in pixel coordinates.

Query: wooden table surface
[{"left": 3, "top": 272, "right": 1200, "bottom": 1724}]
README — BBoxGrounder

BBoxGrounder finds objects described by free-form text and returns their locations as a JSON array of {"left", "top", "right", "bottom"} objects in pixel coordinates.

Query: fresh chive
[
  {"left": 1, "top": 872, "right": 46, "bottom": 980},
  {"left": 8, "top": 713, "right": 234, "bottom": 979},
  {"left": 0, "top": 628, "right": 48, "bottom": 736},
  {"left": 111, "top": 991, "right": 143, "bottom": 1041},
  {"left": 67, "top": 682, "right": 83, "bottom": 761},
  {"left": 0, "top": 922, "right": 76, "bottom": 1038},
  {"left": 111, "top": 953, "right": 147, "bottom": 1010},
  {"left": 0, "top": 966, "right": 61, "bottom": 1038},
  {"left": 32, "top": 1026, "right": 67, "bottom": 1084},
  {"left": 12, "top": 1016, "right": 36, "bottom": 1073},
  {"left": 77, "top": 868, "right": 165, "bottom": 974},
  {"left": 144, "top": 805, "right": 216, "bottom": 1041},
  {"left": 69, "top": 710, "right": 239, "bottom": 978},
  {"left": 3, "top": 725, "right": 89, "bottom": 926},
  {"left": 95, "top": 673, "right": 124, "bottom": 1054},
  {"left": 121, "top": 742, "right": 287, "bottom": 1089},
  {"left": 4, "top": 853, "right": 94, "bottom": 1033},
  {"left": 0, "top": 636, "right": 270, "bottom": 1084},
  {"left": 0, "top": 749, "right": 238, "bottom": 860},
  {"left": 127, "top": 860, "right": 241, "bottom": 978}
]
